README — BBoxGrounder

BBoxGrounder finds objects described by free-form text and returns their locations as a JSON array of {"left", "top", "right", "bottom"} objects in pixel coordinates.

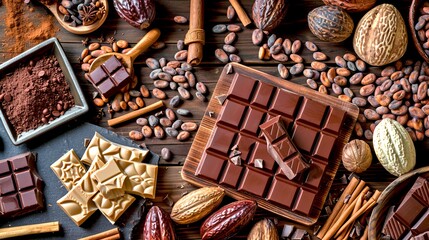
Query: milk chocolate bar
[
  {"left": 81, "top": 132, "right": 149, "bottom": 165},
  {"left": 88, "top": 56, "right": 131, "bottom": 98},
  {"left": 50, "top": 149, "right": 86, "bottom": 191},
  {"left": 0, "top": 152, "right": 44, "bottom": 219},
  {"left": 260, "top": 116, "right": 310, "bottom": 180}
]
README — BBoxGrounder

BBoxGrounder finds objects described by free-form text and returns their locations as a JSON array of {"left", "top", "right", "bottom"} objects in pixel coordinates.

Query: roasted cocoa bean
[
  {"left": 355, "top": 59, "right": 366, "bottom": 72},
  {"left": 282, "top": 38, "right": 292, "bottom": 54},
  {"left": 327, "top": 68, "right": 336, "bottom": 83},
  {"left": 343, "top": 88, "right": 354, "bottom": 98},
  {"left": 391, "top": 105, "right": 408, "bottom": 115},
  {"left": 165, "top": 127, "right": 179, "bottom": 137},
  {"left": 380, "top": 80, "right": 393, "bottom": 92},
  {"left": 269, "top": 44, "right": 282, "bottom": 55},
  {"left": 319, "top": 85, "right": 328, "bottom": 94},
  {"left": 375, "top": 94, "right": 391, "bottom": 107},
  {"left": 162, "top": 66, "right": 177, "bottom": 76},
  {"left": 364, "top": 109, "right": 381, "bottom": 120},
  {"left": 177, "top": 131, "right": 190, "bottom": 141},
  {"left": 290, "top": 54, "right": 303, "bottom": 63},
  {"left": 223, "top": 44, "right": 237, "bottom": 54},
  {"left": 154, "top": 126, "right": 165, "bottom": 139},
  {"left": 278, "top": 64, "right": 289, "bottom": 79},
  {"left": 381, "top": 66, "right": 395, "bottom": 77},
  {"left": 390, "top": 71, "right": 404, "bottom": 81},
  {"left": 393, "top": 90, "right": 406, "bottom": 100},
  {"left": 343, "top": 53, "right": 357, "bottom": 62},
  {"left": 178, "top": 87, "right": 191, "bottom": 99},
  {"left": 153, "top": 88, "right": 167, "bottom": 99},
  {"left": 376, "top": 106, "right": 389, "bottom": 115},
  {"left": 167, "top": 61, "right": 181, "bottom": 68},
  {"left": 360, "top": 84, "right": 375, "bottom": 96},
  {"left": 149, "top": 69, "right": 162, "bottom": 80},
  {"left": 185, "top": 71, "right": 196, "bottom": 88},
  {"left": 338, "top": 95, "right": 351, "bottom": 102},
  {"left": 291, "top": 40, "right": 301, "bottom": 54},
  {"left": 140, "top": 85, "right": 150, "bottom": 98},
  {"left": 146, "top": 58, "right": 160, "bottom": 70},
  {"left": 177, "top": 108, "right": 191, "bottom": 116},
  {"left": 196, "top": 82, "right": 208, "bottom": 95},
  {"left": 347, "top": 61, "right": 357, "bottom": 72},
  {"left": 388, "top": 100, "right": 403, "bottom": 110},
  {"left": 311, "top": 61, "right": 327, "bottom": 71},
  {"left": 313, "top": 51, "right": 327, "bottom": 61},
  {"left": 352, "top": 97, "right": 367, "bottom": 107},
  {"left": 334, "top": 76, "right": 347, "bottom": 87},
  {"left": 170, "top": 95, "right": 181, "bottom": 108},
  {"left": 368, "top": 96, "right": 380, "bottom": 107},
  {"left": 154, "top": 80, "right": 169, "bottom": 89},
  {"left": 364, "top": 130, "right": 373, "bottom": 140},
  {"left": 422, "top": 105, "right": 429, "bottom": 115},
  {"left": 361, "top": 73, "right": 376, "bottom": 85},
  {"left": 160, "top": 117, "right": 173, "bottom": 127},
  {"left": 215, "top": 49, "right": 229, "bottom": 63},
  {"left": 409, "top": 106, "right": 426, "bottom": 118},
  {"left": 136, "top": 117, "right": 148, "bottom": 126},
  {"left": 349, "top": 72, "right": 363, "bottom": 85},
  {"left": 397, "top": 114, "right": 409, "bottom": 125},
  {"left": 320, "top": 72, "right": 331, "bottom": 87},
  {"left": 336, "top": 68, "right": 351, "bottom": 77},
  {"left": 165, "top": 108, "right": 176, "bottom": 122},
  {"left": 306, "top": 79, "right": 317, "bottom": 89},
  {"left": 335, "top": 56, "right": 347, "bottom": 68},
  {"left": 120, "top": 101, "right": 127, "bottom": 110},
  {"left": 252, "top": 29, "right": 264, "bottom": 45},
  {"left": 418, "top": 82, "right": 428, "bottom": 100},
  {"left": 129, "top": 130, "right": 143, "bottom": 140},
  {"left": 332, "top": 83, "right": 343, "bottom": 95},
  {"left": 181, "top": 122, "right": 198, "bottom": 131},
  {"left": 173, "top": 75, "right": 187, "bottom": 83},
  {"left": 355, "top": 122, "right": 363, "bottom": 137},
  {"left": 158, "top": 72, "right": 172, "bottom": 81},
  {"left": 172, "top": 119, "right": 183, "bottom": 129},
  {"left": 375, "top": 76, "right": 389, "bottom": 86},
  {"left": 358, "top": 113, "right": 367, "bottom": 123},
  {"left": 267, "top": 34, "right": 276, "bottom": 48},
  {"left": 93, "top": 98, "right": 104, "bottom": 107},
  {"left": 390, "top": 84, "right": 402, "bottom": 94},
  {"left": 88, "top": 42, "right": 100, "bottom": 51}
]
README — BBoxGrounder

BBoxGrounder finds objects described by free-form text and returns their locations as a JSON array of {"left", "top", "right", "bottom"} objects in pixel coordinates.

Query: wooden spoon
[
  {"left": 89, "top": 28, "right": 161, "bottom": 76},
  {"left": 39, "top": 0, "right": 109, "bottom": 35}
]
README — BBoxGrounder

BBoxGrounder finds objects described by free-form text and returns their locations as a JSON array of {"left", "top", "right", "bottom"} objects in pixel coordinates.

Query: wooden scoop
[
  {"left": 39, "top": 0, "right": 109, "bottom": 35},
  {"left": 89, "top": 28, "right": 161, "bottom": 76}
]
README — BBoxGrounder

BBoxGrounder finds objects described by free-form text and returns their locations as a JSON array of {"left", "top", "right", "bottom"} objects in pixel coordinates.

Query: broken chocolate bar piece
[{"left": 260, "top": 116, "right": 310, "bottom": 180}]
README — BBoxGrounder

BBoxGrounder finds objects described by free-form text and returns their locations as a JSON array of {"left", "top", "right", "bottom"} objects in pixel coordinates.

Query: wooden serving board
[{"left": 181, "top": 63, "right": 359, "bottom": 225}]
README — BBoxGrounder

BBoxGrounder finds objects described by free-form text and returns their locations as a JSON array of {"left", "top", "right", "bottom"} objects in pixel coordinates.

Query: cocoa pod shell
[
  {"left": 252, "top": 0, "right": 288, "bottom": 32},
  {"left": 113, "top": 0, "right": 156, "bottom": 29},
  {"left": 171, "top": 187, "right": 225, "bottom": 224},
  {"left": 143, "top": 206, "right": 176, "bottom": 240},
  {"left": 200, "top": 200, "right": 257, "bottom": 240}
]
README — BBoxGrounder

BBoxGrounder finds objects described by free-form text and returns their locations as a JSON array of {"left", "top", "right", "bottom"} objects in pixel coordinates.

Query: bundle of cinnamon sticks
[{"left": 317, "top": 177, "right": 381, "bottom": 240}]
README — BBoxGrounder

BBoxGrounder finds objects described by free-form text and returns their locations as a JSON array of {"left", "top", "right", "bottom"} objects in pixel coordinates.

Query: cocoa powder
[{"left": 0, "top": 55, "right": 74, "bottom": 134}]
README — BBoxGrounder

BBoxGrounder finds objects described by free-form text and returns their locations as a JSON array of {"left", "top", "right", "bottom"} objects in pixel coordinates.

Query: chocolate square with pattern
[
  {"left": 14, "top": 170, "right": 34, "bottom": 190},
  {"left": 218, "top": 100, "right": 246, "bottom": 129},
  {"left": 384, "top": 215, "right": 407, "bottom": 240},
  {"left": 412, "top": 209, "right": 429, "bottom": 234},
  {"left": 323, "top": 107, "right": 346, "bottom": 134},
  {"left": 207, "top": 126, "right": 235, "bottom": 155},
  {"left": 292, "top": 189, "right": 316, "bottom": 215},
  {"left": 220, "top": 162, "right": 243, "bottom": 188},
  {"left": 273, "top": 138, "right": 296, "bottom": 160},
  {"left": 395, "top": 195, "right": 426, "bottom": 227},
  {"left": 269, "top": 89, "right": 302, "bottom": 118},
  {"left": 251, "top": 82, "right": 275, "bottom": 108},
  {"left": 195, "top": 153, "right": 225, "bottom": 181},
  {"left": 259, "top": 115, "right": 287, "bottom": 143},
  {"left": 236, "top": 134, "right": 255, "bottom": 161},
  {"left": 313, "top": 133, "right": 336, "bottom": 160},
  {"left": 296, "top": 98, "right": 327, "bottom": 127},
  {"left": 305, "top": 160, "right": 327, "bottom": 188},
  {"left": 0, "top": 161, "right": 10, "bottom": 175},
  {"left": 292, "top": 125, "right": 318, "bottom": 153},
  {"left": 228, "top": 74, "right": 256, "bottom": 102},
  {"left": 266, "top": 177, "right": 298, "bottom": 208},
  {"left": 249, "top": 142, "right": 277, "bottom": 171},
  {"left": 0, "top": 175, "right": 15, "bottom": 195},
  {"left": 241, "top": 107, "right": 265, "bottom": 135},
  {"left": 238, "top": 167, "right": 271, "bottom": 196},
  {"left": 414, "top": 178, "right": 429, "bottom": 205}
]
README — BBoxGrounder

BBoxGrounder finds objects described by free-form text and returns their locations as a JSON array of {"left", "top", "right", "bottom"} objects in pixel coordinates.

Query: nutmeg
[{"left": 342, "top": 139, "right": 372, "bottom": 173}]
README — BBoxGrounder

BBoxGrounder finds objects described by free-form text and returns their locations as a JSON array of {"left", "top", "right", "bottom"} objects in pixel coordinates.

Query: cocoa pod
[
  {"left": 143, "top": 206, "right": 176, "bottom": 240},
  {"left": 247, "top": 218, "right": 279, "bottom": 240},
  {"left": 171, "top": 187, "right": 225, "bottom": 224},
  {"left": 252, "top": 0, "right": 288, "bottom": 32},
  {"left": 200, "top": 200, "right": 257, "bottom": 240}
]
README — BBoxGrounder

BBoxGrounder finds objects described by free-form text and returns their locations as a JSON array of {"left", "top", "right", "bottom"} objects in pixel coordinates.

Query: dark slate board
[{"left": 0, "top": 121, "right": 159, "bottom": 239}]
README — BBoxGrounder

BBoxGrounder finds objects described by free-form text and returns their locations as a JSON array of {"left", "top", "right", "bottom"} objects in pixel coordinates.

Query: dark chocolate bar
[
  {"left": 88, "top": 56, "right": 131, "bottom": 98},
  {"left": 0, "top": 152, "right": 44, "bottom": 219},
  {"left": 260, "top": 116, "right": 310, "bottom": 180}
]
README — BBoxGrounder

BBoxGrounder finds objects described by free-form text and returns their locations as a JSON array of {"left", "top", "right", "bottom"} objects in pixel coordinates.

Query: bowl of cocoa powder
[{"left": 0, "top": 37, "right": 88, "bottom": 145}]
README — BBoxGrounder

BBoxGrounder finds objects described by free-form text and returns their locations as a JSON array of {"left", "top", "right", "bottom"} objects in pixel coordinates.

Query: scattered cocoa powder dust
[{"left": 3, "top": 0, "right": 59, "bottom": 56}]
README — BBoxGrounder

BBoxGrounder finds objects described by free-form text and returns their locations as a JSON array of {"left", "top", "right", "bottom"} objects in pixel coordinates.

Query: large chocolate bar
[
  {"left": 183, "top": 63, "right": 358, "bottom": 225},
  {"left": 88, "top": 56, "right": 131, "bottom": 98},
  {"left": 260, "top": 116, "right": 310, "bottom": 180},
  {"left": 0, "top": 152, "right": 44, "bottom": 219},
  {"left": 383, "top": 177, "right": 429, "bottom": 240}
]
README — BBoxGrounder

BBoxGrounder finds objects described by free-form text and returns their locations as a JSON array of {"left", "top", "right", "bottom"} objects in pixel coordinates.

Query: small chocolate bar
[
  {"left": 260, "top": 116, "right": 310, "bottom": 180},
  {"left": 88, "top": 56, "right": 131, "bottom": 98},
  {"left": 0, "top": 152, "right": 44, "bottom": 219},
  {"left": 50, "top": 149, "right": 86, "bottom": 191}
]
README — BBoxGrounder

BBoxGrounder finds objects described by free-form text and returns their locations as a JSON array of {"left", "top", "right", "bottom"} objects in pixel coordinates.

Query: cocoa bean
[
  {"left": 343, "top": 53, "right": 357, "bottom": 62},
  {"left": 400, "top": 78, "right": 411, "bottom": 92},
  {"left": 170, "top": 95, "right": 181, "bottom": 108},
  {"left": 258, "top": 47, "right": 266, "bottom": 60},
  {"left": 165, "top": 127, "right": 179, "bottom": 137},
  {"left": 338, "top": 95, "right": 351, "bottom": 102},
  {"left": 269, "top": 43, "right": 282, "bottom": 55},
  {"left": 391, "top": 105, "right": 408, "bottom": 115},
  {"left": 311, "top": 61, "right": 327, "bottom": 71},
  {"left": 185, "top": 71, "right": 196, "bottom": 88},
  {"left": 355, "top": 122, "right": 363, "bottom": 137},
  {"left": 397, "top": 114, "right": 409, "bottom": 125},
  {"left": 136, "top": 97, "right": 145, "bottom": 108},
  {"left": 305, "top": 41, "right": 318, "bottom": 52},
  {"left": 332, "top": 83, "right": 343, "bottom": 95},
  {"left": 223, "top": 44, "right": 237, "bottom": 54},
  {"left": 120, "top": 101, "right": 127, "bottom": 110},
  {"left": 229, "top": 54, "right": 241, "bottom": 63},
  {"left": 82, "top": 55, "right": 92, "bottom": 64},
  {"left": 364, "top": 130, "right": 373, "bottom": 140},
  {"left": 172, "top": 119, "right": 183, "bottom": 129},
  {"left": 357, "top": 113, "right": 366, "bottom": 123},
  {"left": 278, "top": 64, "right": 289, "bottom": 79},
  {"left": 306, "top": 79, "right": 317, "bottom": 89},
  {"left": 112, "top": 42, "right": 119, "bottom": 52},
  {"left": 252, "top": 29, "right": 264, "bottom": 46},
  {"left": 406, "top": 127, "right": 418, "bottom": 141},
  {"left": 416, "top": 130, "right": 425, "bottom": 141},
  {"left": 422, "top": 105, "right": 429, "bottom": 115},
  {"left": 388, "top": 100, "right": 403, "bottom": 110},
  {"left": 196, "top": 82, "right": 208, "bottom": 95},
  {"left": 178, "top": 87, "right": 191, "bottom": 99},
  {"left": 290, "top": 63, "right": 304, "bottom": 75},
  {"left": 364, "top": 109, "right": 381, "bottom": 120},
  {"left": 215, "top": 49, "right": 229, "bottom": 63},
  {"left": 129, "top": 130, "right": 143, "bottom": 140},
  {"left": 140, "top": 85, "right": 150, "bottom": 98},
  {"left": 389, "top": 84, "right": 402, "bottom": 94},
  {"left": 112, "top": 100, "right": 121, "bottom": 112},
  {"left": 81, "top": 48, "right": 89, "bottom": 59},
  {"left": 355, "top": 59, "right": 366, "bottom": 72},
  {"left": 349, "top": 72, "right": 363, "bottom": 85},
  {"left": 418, "top": 82, "right": 428, "bottom": 100},
  {"left": 162, "top": 66, "right": 176, "bottom": 76},
  {"left": 88, "top": 42, "right": 100, "bottom": 51},
  {"left": 167, "top": 61, "right": 181, "bottom": 68},
  {"left": 380, "top": 80, "right": 393, "bottom": 91},
  {"left": 334, "top": 76, "right": 347, "bottom": 87},
  {"left": 141, "top": 126, "right": 153, "bottom": 138},
  {"left": 148, "top": 115, "right": 159, "bottom": 127},
  {"left": 267, "top": 34, "right": 276, "bottom": 48},
  {"left": 360, "top": 84, "right": 375, "bottom": 96},
  {"left": 212, "top": 24, "right": 227, "bottom": 33},
  {"left": 176, "top": 68, "right": 185, "bottom": 75},
  {"left": 390, "top": 71, "right": 404, "bottom": 81},
  {"left": 291, "top": 40, "right": 301, "bottom": 54},
  {"left": 370, "top": 123, "right": 376, "bottom": 132},
  {"left": 146, "top": 58, "right": 160, "bottom": 69},
  {"left": 335, "top": 56, "right": 347, "bottom": 68},
  {"left": 177, "top": 108, "right": 191, "bottom": 116},
  {"left": 412, "top": 84, "right": 419, "bottom": 94},
  {"left": 272, "top": 53, "right": 288, "bottom": 62},
  {"left": 408, "top": 117, "right": 424, "bottom": 131},
  {"left": 282, "top": 38, "right": 292, "bottom": 54},
  {"left": 368, "top": 95, "right": 380, "bottom": 107},
  {"left": 361, "top": 73, "right": 376, "bottom": 85},
  {"left": 149, "top": 69, "right": 162, "bottom": 80},
  {"left": 181, "top": 122, "right": 198, "bottom": 131},
  {"left": 409, "top": 106, "right": 426, "bottom": 118},
  {"left": 174, "top": 50, "right": 188, "bottom": 61},
  {"left": 136, "top": 118, "right": 148, "bottom": 126},
  {"left": 158, "top": 72, "right": 172, "bottom": 81},
  {"left": 165, "top": 108, "right": 176, "bottom": 121},
  {"left": 177, "top": 131, "right": 190, "bottom": 141},
  {"left": 393, "top": 90, "right": 406, "bottom": 100},
  {"left": 196, "top": 91, "right": 207, "bottom": 102},
  {"left": 318, "top": 85, "right": 328, "bottom": 94},
  {"left": 376, "top": 106, "right": 389, "bottom": 115},
  {"left": 336, "top": 68, "right": 351, "bottom": 77},
  {"left": 352, "top": 97, "right": 367, "bottom": 107},
  {"left": 116, "top": 40, "right": 128, "bottom": 48},
  {"left": 154, "top": 80, "right": 169, "bottom": 88},
  {"left": 312, "top": 51, "right": 328, "bottom": 61},
  {"left": 381, "top": 66, "right": 395, "bottom": 77},
  {"left": 93, "top": 98, "right": 104, "bottom": 107},
  {"left": 154, "top": 126, "right": 165, "bottom": 139},
  {"left": 343, "top": 88, "right": 354, "bottom": 98},
  {"left": 181, "top": 62, "right": 193, "bottom": 71},
  {"left": 160, "top": 117, "right": 172, "bottom": 127},
  {"left": 90, "top": 50, "right": 105, "bottom": 58},
  {"left": 224, "top": 32, "right": 237, "bottom": 45},
  {"left": 173, "top": 75, "right": 187, "bottom": 83},
  {"left": 290, "top": 54, "right": 303, "bottom": 63},
  {"left": 152, "top": 88, "right": 167, "bottom": 99},
  {"left": 375, "top": 94, "right": 391, "bottom": 107},
  {"left": 303, "top": 69, "right": 314, "bottom": 79},
  {"left": 347, "top": 61, "right": 357, "bottom": 71}
]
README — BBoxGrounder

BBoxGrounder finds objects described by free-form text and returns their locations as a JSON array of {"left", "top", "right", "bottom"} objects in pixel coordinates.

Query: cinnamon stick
[
  {"left": 107, "top": 100, "right": 164, "bottom": 127},
  {"left": 100, "top": 233, "right": 120, "bottom": 240},
  {"left": 228, "top": 0, "right": 252, "bottom": 27},
  {"left": 186, "top": 0, "right": 204, "bottom": 66},
  {"left": 79, "top": 228, "right": 119, "bottom": 240},
  {"left": 0, "top": 221, "right": 60, "bottom": 239},
  {"left": 316, "top": 177, "right": 360, "bottom": 239}
]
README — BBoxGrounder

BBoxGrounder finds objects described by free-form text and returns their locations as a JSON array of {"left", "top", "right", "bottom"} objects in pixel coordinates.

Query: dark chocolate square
[
  {"left": 251, "top": 82, "right": 275, "bottom": 108},
  {"left": 395, "top": 195, "right": 426, "bottom": 227},
  {"left": 241, "top": 107, "right": 265, "bottom": 135},
  {"left": 296, "top": 98, "right": 327, "bottom": 128},
  {"left": 0, "top": 194, "right": 21, "bottom": 214},
  {"left": 413, "top": 178, "right": 429, "bottom": 205},
  {"left": 19, "top": 189, "right": 42, "bottom": 210},
  {"left": 111, "top": 67, "right": 130, "bottom": 88},
  {"left": 228, "top": 74, "right": 256, "bottom": 102},
  {"left": 249, "top": 142, "right": 277, "bottom": 171},
  {"left": 102, "top": 56, "right": 122, "bottom": 73},
  {"left": 235, "top": 134, "right": 256, "bottom": 161},
  {"left": 269, "top": 89, "right": 302, "bottom": 118},
  {"left": 292, "top": 125, "right": 318, "bottom": 153},
  {"left": 238, "top": 167, "right": 271, "bottom": 197},
  {"left": 97, "top": 79, "right": 116, "bottom": 97},
  {"left": 411, "top": 209, "right": 429, "bottom": 234},
  {"left": 11, "top": 156, "right": 29, "bottom": 171},
  {"left": 259, "top": 115, "right": 287, "bottom": 143},
  {"left": 0, "top": 175, "right": 15, "bottom": 195},
  {"left": 266, "top": 177, "right": 298, "bottom": 208},
  {"left": 89, "top": 67, "right": 108, "bottom": 85},
  {"left": 323, "top": 107, "right": 346, "bottom": 134},
  {"left": 273, "top": 138, "right": 296, "bottom": 160},
  {"left": 305, "top": 160, "right": 327, "bottom": 189},
  {"left": 313, "top": 133, "right": 336, "bottom": 160},
  {"left": 218, "top": 100, "right": 246, "bottom": 129},
  {"left": 292, "top": 188, "right": 316, "bottom": 215},
  {"left": 0, "top": 161, "right": 10, "bottom": 175},
  {"left": 207, "top": 126, "right": 235, "bottom": 155},
  {"left": 14, "top": 170, "right": 34, "bottom": 190},
  {"left": 383, "top": 215, "right": 407, "bottom": 240},
  {"left": 195, "top": 153, "right": 226, "bottom": 181},
  {"left": 219, "top": 162, "right": 243, "bottom": 188}
]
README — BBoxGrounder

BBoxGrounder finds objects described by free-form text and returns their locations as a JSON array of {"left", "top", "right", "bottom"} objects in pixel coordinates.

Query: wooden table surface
[{"left": 0, "top": 0, "right": 425, "bottom": 239}]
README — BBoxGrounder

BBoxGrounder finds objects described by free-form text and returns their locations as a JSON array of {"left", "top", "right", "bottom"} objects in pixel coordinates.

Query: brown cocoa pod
[
  {"left": 153, "top": 88, "right": 167, "bottom": 99},
  {"left": 409, "top": 106, "right": 426, "bottom": 118},
  {"left": 252, "top": 29, "right": 264, "bottom": 45},
  {"left": 93, "top": 98, "right": 105, "bottom": 107},
  {"left": 177, "top": 131, "right": 190, "bottom": 141},
  {"left": 354, "top": 122, "right": 363, "bottom": 137},
  {"left": 291, "top": 40, "right": 301, "bottom": 54},
  {"left": 215, "top": 49, "right": 229, "bottom": 63},
  {"left": 248, "top": 218, "right": 279, "bottom": 240},
  {"left": 311, "top": 61, "right": 328, "bottom": 71},
  {"left": 397, "top": 114, "right": 409, "bottom": 125},
  {"left": 349, "top": 72, "right": 363, "bottom": 85},
  {"left": 332, "top": 83, "right": 343, "bottom": 95},
  {"left": 361, "top": 73, "right": 376, "bottom": 85},
  {"left": 319, "top": 85, "right": 328, "bottom": 94},
  {"left": 336, "top": 68, "right": 351, "bottom": 77},
  {"left": 391, "top": 105, "right": 408, "bottom": 115},
  {"left": 272, "top": 53, "right": 288, "bottom": 62},
  {"left": 200, "top": 200, "right": 257, "bottom": 240},
  {"left": 388, "top": 100, "right": 403, "bottom": 110},
  {"left": 320, "top": 72, "right": 331, "bottom": 87},
  {"left": 352, "top": 97, "right": 367, "bottom": 107},
  {"left": 376, "top": 106, "right": 389, "bottom": 115},
  {"left": 418, "top": 82, "right": 428, "bottom": 100},
  {"left": 143, "top": 206, "right": 176, "bottom": 240},
  {"left": 334, "top": 76, "right": 347, "bottom": 87},
  {"left": 335, "top": 56, "right": 347, "bottom": 68},
  {"left": 380, "top": 80, "right": 393, "bottom": 92},
  {"left": 313, "top": 51, "right": 327, "bottom": 61},
  {"left": 375, "top": 94, "right": 391, "bottom": 107},
  {"left": 364, "top": 109, "right": 380, "bottom": 120},
  {"left": 359, "top": 84, "right": 375, "bottom": 96}
]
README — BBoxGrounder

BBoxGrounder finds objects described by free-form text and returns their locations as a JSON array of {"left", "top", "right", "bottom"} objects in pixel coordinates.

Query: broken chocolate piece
[
  {"left": 215, "top": 94, "right": 228, "bottom": 105},
  {"left": 254, "top": 158, "right": 264, "bottom": 169}
]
